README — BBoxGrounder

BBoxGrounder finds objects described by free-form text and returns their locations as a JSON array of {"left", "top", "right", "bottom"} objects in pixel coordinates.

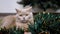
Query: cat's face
[{"left": 16, "top": 7, "right": 33, "bottom": 23}]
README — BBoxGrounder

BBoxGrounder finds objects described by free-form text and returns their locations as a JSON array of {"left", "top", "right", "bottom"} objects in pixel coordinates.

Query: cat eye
[
  {"left": 19, "top": 15, "right": 22, "bottom": 16},
  {"left": 26, "top": 14, "right": 28, "bottom": 16}
]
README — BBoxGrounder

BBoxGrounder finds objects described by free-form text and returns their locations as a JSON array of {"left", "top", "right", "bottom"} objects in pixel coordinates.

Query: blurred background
[
  {"left": 0, "top": 0, "right": 23, "bottom": 13},
  {"left": 0, "top": 0, "right": 60, "bottom": 13}
]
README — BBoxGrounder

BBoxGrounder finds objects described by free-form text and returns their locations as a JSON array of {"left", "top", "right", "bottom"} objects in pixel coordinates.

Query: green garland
[
  {"left": 0, "top": 27, "right": 24, "bottom": 34},
  {"left": 28, "top": 12, "right": 60, "bottom": 34}
]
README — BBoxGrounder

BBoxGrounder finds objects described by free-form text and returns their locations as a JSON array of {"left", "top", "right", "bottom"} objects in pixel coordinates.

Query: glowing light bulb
[{"left": 43, "top": 12, "right": 45, "bottom": 14}]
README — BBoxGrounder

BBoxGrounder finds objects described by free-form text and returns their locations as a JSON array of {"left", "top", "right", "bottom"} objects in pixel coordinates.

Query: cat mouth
[{"left": 21, "top": 20, "right": 27, "bottom": 23}]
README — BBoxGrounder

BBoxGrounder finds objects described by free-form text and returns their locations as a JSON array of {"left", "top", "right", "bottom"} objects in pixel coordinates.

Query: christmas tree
[{"left": 17, "top": 0, "right": 60, "bottom": 11}]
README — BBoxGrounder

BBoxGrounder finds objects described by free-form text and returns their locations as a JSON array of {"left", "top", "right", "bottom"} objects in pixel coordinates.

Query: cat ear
[
  {"left": 15, "top": 8, "right": 21, "bottom": 13},
  {"left": 26, "top": 7, "right": 32, "bottom": 12}
]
